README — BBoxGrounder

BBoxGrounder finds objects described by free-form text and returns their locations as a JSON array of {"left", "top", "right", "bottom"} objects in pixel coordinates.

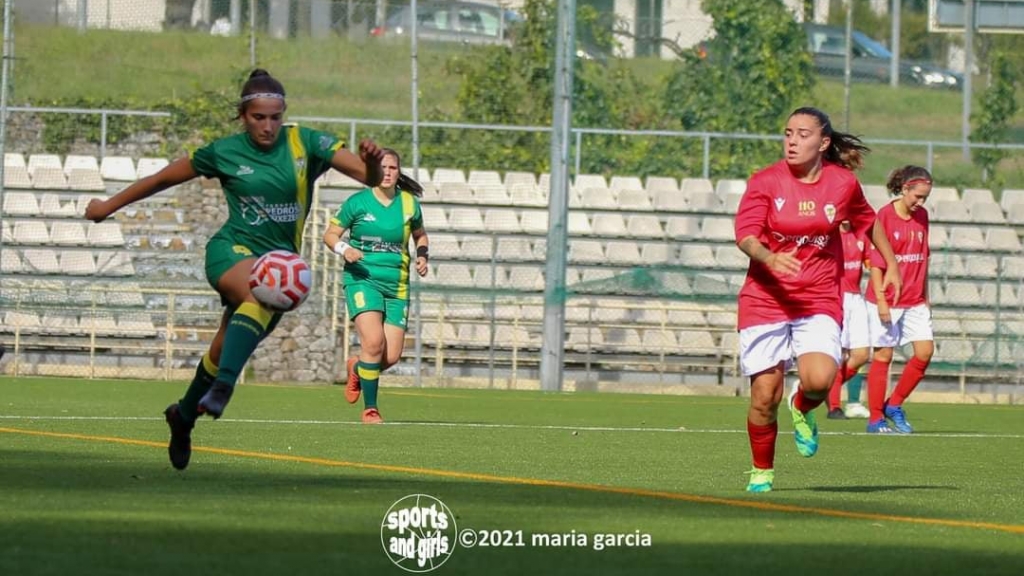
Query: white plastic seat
[
  {"left": 652, "top": 189, "right": 687, "bottom": 211},
  {"left": 985, "top": 228, "right": 1022, "bottom": 252},
  {"left": 686, "top": 192, "right": 723, "bottom": 212},
  {"left": 507, "top": 266, "right": 544, "bottom": 291},
  {"left": 434, "top": 263, "right": 474, "bottom": 287},
  {"left": 580, "top": 187, "right": 617, "bottom": 209},
  {"left": 22, "top": 248, "right": 60, "bottom": 274},
  {"left": 705, "top": 304, "right": 737, "bottom": 328},
  {"left": 80, "top": 313, "right": 119, "bottom": 336},
  {"left": 931, "top": 317, "right": 962, "bottom": 336},
  {"left": 645, "top": 176, "right": 678, "bottom": 194},
  {"left": 3, "top": 165, "right": 32, "bottom": 188},
  {"left": 608, "top": 176, "right": 643, "bottom": 192},
  {"left": 493, "top": 325, "right": 533, "bottom": 349},
  {"left": 1, "top": 249, "right": 22, "bottom": 273},
  {"left": 495, "top": 237, "right": 535, "bottom": 261},
  {"left": 567, "top": 326, "right": 604, "bottom": 351},
  {"left": 693, "top": 273, "right": 734, "bottom": 296},
  {"left": 605, "top": 240, "right": 641, "bottom": 265},
  {"left": 568, "top": 240, "right": 604, "bottom": 263},
  {"left": 68, "top": 168, "right": 106, "bottom": 191},
  {"left": 4, "top": 152, "right": 26, "bottom": 167},
  {"left": 459, "top": 236, "right": 494, "bottom": 260},
  {"left": 448, "top": 207, "right": 485, "bottom": 232},
  {"left": 642, "top": 329, "right": 678, "bottom": 351},
  {"left": 928, "top": 281, "right": 946, "bottom": 305},
  {"left": 50, "top": 221, "right": 88, "bottom": 245},
  {"left": 453, "top": 323, "right": 491, "bottom": 348},
  {"left": 626, "top": 214, "right": 663, "bottom": 239},
  {"left": 960, "top": 312, "right": 997, "bottom": 335},
  {"left": 863, "top": 184, "right": 891, "bottom": 209},
  {"left": 520, "top": 210, "right": 548, "bottom": 234},
  {"left": 63, "top": 154, "right": 99, "bottom": 174},
  {"left": 474, "top": 185, "right": 511, "bottom": 205},
  {"left": 929, "top": 186, "right": 960, "bottom": 203},
  {"left": 482, "top": 208, "right": 521, "bottom": 233},
  {"left": 969, "top": 202, "right": 1006, "bottom": 224},
  {"left": 1009, "top": 203, "right": 1024, "bottom": 225},
  {"left": 421, "top": 206, "right": 449, "bottom": 230},
  {"left": 931, "top": 253, "right": 965, "bottom": 279},
  {"left": 578, "top": 268, "right": 615, "bottom": 286},
  {"left": 471, "top": 264, "right": 506, "bottom": 289},
  {"left": 13, "top": 221, "right": 49, "bottom": 244},
  {"left": 664, "top": 216, "right": 701, "bottom": 240},
  {"left": 602, "top": 327, "right": 643, "bottom": 352},
  {"left": 591, "top": 213, "right": 628, "bottom": 237},
  {"left": 1, "top": 221, "right": 10, "bottom": 243},
  {"left": 467, "top": 170, "right": 502, "bottom": 187},
  {"left": 665, "top": 307, "right": 706, "bottom": 326},
  {"left": 509, "top": 184, "right": 546, "bottom": 207},
  {"left": 714, "top": 179, "right": 746, "bottom": 198},
  {"left": 60, "top": 251, "right": 97, "bottom": 275},
  {"left": 568, "top": 212, "right": 592, "bottom": 235},
  {"left": 679, "top": 245, "right": 715, "bottom": 267},
  {"left": 979, "top": 283, "right": 1011, "bottom": 307},
  {"left": 88, "top": 222, "right": 126, "bottom": 246},
  {"left": 439, "top": 182, "right": 475, "bottom": 203},
  {"left": 27, "top": 154, "right": 62, "bottom": 176},
  {"left": 998, "top": 189, "right": 1024, "bottom": 212},
  {"left": 41, "top": 312, "right": 82, "bottom": 336},
  {"left": 432, "top": 168, "right": 466, "bottom": 185},
  {"left": 928, "top": 225, "right": 948, "bottom": 250},
  {"left": 1001, "top": 256, "right": 1024, "bottom": 280},
  {"left": 573, "top": 174, "right": 607, "bottom": 191},
  {"left": 95, "top": 251, "right": 135, "bottom": 276},
  {"left": 943, "top": 280, "right": 982, "bottom": 306},
  {"left": 677, "top": 329, "right": 719, "bottom": 354},
  {"left": 948, "top": 226, "right": 986, "bottom": 250},
  {"left": 503, "top": 171, "right": 536, "bottom": 188},
  {"left": 700, "top": 216, "right": 735, "bottom": 241},
  {"left": 107, "top": 283, "right": 146, "bottom": 306},
  {"left": 640, "top": 242, "right": 672, "bottom": 263},
  {"left": 2, "top": 311, "right": 41, "bottom": 334},
  {"left": 617, "top": 189, "right": 653, "bottom": 211},
  {"left": 100, "top": 156, "right": 137, "bottom": 181},
  {"left": 723, "top": 192, "right": 743, "bottom": 214},
  {"left": 31, "top": 167, "right": 69, "bottom": 190},
  {"left": 680, "top": 177, "right": 714, "bottom": 195},
  {"left": 932, "top": 200, "right": 971, "bottom": 222},
  {"left": 39, "top": 193, "right": 76, "bottom": 217},
  {"left": 964, "top": 256, "right": 998, "bottom": 279},
  {"left": 136, "top": 158, "right": 169, "bottom": 179},
  {"left": 961, "top": 188, "right": 995, "bottom": 207},
  {"left": 75, "top": 194, "right": 106, "bottom": 215},
  {"left": 936, "top": 340, "right": 973, "bottom": 363},
  {"left": 719, "top": 331, "right": 740, "bottom": 357},
  {"left": 118, "top": 312, "right": 156, "bottom": 338},
  {"left": 714, "top": 246, "right": 748, "bottom": 270}
]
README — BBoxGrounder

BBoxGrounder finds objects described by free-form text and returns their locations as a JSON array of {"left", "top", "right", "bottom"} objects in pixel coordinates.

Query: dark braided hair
[{"left": 789, "top": 107, "right": 870, "bottom": 171}]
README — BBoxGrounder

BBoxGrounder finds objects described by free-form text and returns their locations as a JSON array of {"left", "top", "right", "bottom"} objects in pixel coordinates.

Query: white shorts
[
  {"left": 841, "top": 292, "right": 871, "bottom": 350},
  {"left": 867, "top": 302, "right": 933, "bottom": 348},
  {"left": 738, "top": 314, "right": 842, "bottom": 377}
]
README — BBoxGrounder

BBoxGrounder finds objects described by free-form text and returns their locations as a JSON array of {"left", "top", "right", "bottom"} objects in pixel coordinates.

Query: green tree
[
  {"left": 662, "top": 0, "right": 815, "bottom": 178},
  {"left": 971, "top": 52, "right": 1019, "bottom": 184}
]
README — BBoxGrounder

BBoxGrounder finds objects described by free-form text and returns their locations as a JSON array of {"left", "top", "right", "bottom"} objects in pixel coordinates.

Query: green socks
[
  {"left": 214, "top": 301, "right": 274, "bottom": 388},
  {"left": 179, "top": 353, "right": 219, "bottom": 423},
  {"left": 358, "top": 361, "right": 382, "bottom": 409},
  {"left": 847, "top": 372, "right": 864, "bottom": 403}
]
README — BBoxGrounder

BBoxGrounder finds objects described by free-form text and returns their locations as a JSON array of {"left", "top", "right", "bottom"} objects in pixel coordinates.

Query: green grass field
[{"left": 1, "top": 376, "right": 1022, "bottom": 575}]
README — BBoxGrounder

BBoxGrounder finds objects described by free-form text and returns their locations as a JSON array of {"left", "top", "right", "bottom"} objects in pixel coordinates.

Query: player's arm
[
  {"left": 411, "top": 226, "right": 429, "bottom": 277},
  {"left": 324, "top": 222, "right": 362, "bottom": 264},
  {"left": 870, "top": 265, "right": 892, "bottom": 323},
  {"left": 734, "top": 184, "right": 800, "bottom": 276},
  {"left": 330, "top": 140, "right": 384, "bottom": 188},
  {"left": 870, "top": 219, "right": 902, "bottom": 306},
  {"left": 85, "top": 157, "right": 197, "bottom": 223}
]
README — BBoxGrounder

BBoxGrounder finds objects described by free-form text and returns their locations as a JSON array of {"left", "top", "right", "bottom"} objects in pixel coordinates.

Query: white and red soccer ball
[{"left": 248, "top": 250, "right": 312, "bottom": 312}]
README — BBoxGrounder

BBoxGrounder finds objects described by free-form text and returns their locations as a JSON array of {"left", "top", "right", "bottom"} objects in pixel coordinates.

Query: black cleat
[
  {"left": 827, "top": 408, "right": 849, "bottom": 420},
  {"left": 164, "top": 403, "right": 194, "bottom": 470},
  {"left": 198, "top": 382, "right": 234, "bottom": 419}
]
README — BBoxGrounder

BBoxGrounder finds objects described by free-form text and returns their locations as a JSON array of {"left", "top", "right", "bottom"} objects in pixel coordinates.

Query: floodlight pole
[
  {"left": 0, "top": 0, "right": 12, "bottom": 280},
  {"left": 890, "top": 0, "right": 901, "bottom": 88},
  {"left": 540, "top": 0, "right": 576, "bottom": 392},
  {"left": 843, "top": 1, "right": 852, "bottom": 131},
  {"left": 962, "top": 0, "right": 975, "bottom": 161},
  {"left": 410, "top": 0, "right": 424, "bottom": 388}
]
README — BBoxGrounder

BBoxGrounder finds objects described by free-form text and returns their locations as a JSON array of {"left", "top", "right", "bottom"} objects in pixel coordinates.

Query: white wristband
[{"left": 333, "top": 240, "right": 351, "bottom": 256}]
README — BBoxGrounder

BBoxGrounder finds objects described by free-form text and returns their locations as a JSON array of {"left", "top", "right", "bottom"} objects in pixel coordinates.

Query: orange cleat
[
  {"left": 362, "top": 408, "right": 383, "bottom": 424},
  {"left": 345, "top": 357, "right": 361, "bottom": 404}
]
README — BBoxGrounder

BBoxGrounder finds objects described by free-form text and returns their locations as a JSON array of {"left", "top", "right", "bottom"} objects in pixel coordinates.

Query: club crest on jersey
[
  {"left": 824, "top": 203, "right": 836, "bottom": 223},
  {"left": 774, "top": 197, "right": 785, "bottom": 212},
  {"left": 857, "top": 240, "right": 864, "bottom": 251},
  {"left": 917, "top": 231, "right": 924, "bottom": 243},
  {"left": 237, "top": 165, "right": 254, "bottom": 176}
]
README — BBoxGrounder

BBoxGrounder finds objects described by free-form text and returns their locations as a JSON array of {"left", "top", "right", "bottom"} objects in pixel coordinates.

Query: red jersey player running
[
  {"left": 734, "top": 107, "right": 901, "bottom": 492},
  {"left": 826, "top": 220, "right": 873, "bottom": 420},
  {"left": 865, "top": 166, "right": 934, "bottom": 434}
]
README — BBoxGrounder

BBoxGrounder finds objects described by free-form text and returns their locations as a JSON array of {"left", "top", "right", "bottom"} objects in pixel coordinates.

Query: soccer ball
[{"left": 248, "top": 250, "right": 312, "bottom": 312}]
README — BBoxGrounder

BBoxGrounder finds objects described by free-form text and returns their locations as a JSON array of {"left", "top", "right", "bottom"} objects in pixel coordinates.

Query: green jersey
[
  {"left": 332, "top": 188, "right": 424, "bottom": 300},
  {"left": 191, "top": 124, "right": 344, "bottom": 255}
]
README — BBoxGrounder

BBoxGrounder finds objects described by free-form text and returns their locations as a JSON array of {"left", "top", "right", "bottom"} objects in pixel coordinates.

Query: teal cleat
[
  {"left": 787, "top": 382, "right": 819, "bottom": 457},
  {"left": 745, "top": 468, "right": 775, "bottom": 493}
]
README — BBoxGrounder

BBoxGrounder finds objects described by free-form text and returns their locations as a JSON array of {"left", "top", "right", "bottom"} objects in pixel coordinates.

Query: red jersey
[
  {"left": 866, "top": 202, "right": 929, "bottom": 307},
  {"left": 734, "top": 160, "right": 876, "bottom": 330},
  {"left": 841, "top": 228, "right": 867, "bottom": 294}
]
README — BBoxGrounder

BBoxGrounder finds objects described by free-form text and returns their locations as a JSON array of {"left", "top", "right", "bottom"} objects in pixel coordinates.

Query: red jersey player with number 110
[{"left": 734, "top": 107, "right": 902, "bottom": 493}]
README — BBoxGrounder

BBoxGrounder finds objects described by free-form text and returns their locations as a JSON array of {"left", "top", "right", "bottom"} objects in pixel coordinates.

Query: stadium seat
[
  {"left": 39, "top": 193, "right": 76, "bottom": 217},
  {"left": 605, "top": 240, "right": 641, "bottom": 265},
  {"left": 699, "top": 216, "right": 735, "bottom": 241},
  {"left": 567, "top": 326, "right": 604, "bottom": 351},
  {"left": 3, "top": 165, "right": 32, "bottom": 188},
  {"left": 80, "top": 313, "right": 119, "bottom": 336},
  {"left": 63, "top": 154, "right": 99, "bottom": 174},
  {"left": 722, "top": 192, "right": 743, "bottom": 214},
  {"left": 641, "top": 329, "right": 678, "bottom": 352},
  {"left": 13, "top": 221, "right": 49, "bottom": 244},
  {"left": 66, "top": 168, "right": 106, "bottom": 191},
  {"left": 704, "top": 304, "right": 737, "bottom": 328},
  {"left": 519, "top": 303, "right": 544, "bottom": 321},
  {"left": 686, "top": 192, "right": 723, "bottom": 213},
  {"left": 664, "top": 216, "right": 701, "bottom": 240},
  {"left": 985, "top": 228, "right": 1022, "bottom": 252},
  {"left": 591, "top": 213, "right": 628, "bottom": 237},
  {"left": 136, "top": 158, "right": 169, "bottom": 179},
  {"left": 645, "top": 176, "right": 678, "bottom": 194},
  {"left": 22, "top": 248, "right": 60, "bottom": 274},
  {"left": 432, "top": 168, "right": 466, "bottom": 185},
  {"left": 999, "top": 189, "right": 1024, "bottom": 212},
  {"left": 969, "top": 202, "right": 1006, "bottom": 224},
  {"left": 568, "top": 212, "right": 592, "bottom": 235},
  {"left": 932, "top": 200, "right": 971, "bottom": 222},
  {"left": 4, "top": 152, "right": 26, "bottom": 168},
  {"left": 928, "top": 281, "right": 947, "bottom": 305},
  {"left": 50, "top": 222, "right": 88, "bottom": 245},
  {"left": 474, "top": 185, "right": 511, "bottom": 205},
  {"left": 495, "top": 237, "right": 535, "bottom": 261},
  {"left": 31, "top": 167, "right": 68, "bottom": 189},
  {"left": 935, "top": 339, "right": 973, "bottom": 363},
  {"left": 468, "top": 170, "right": 502, "bottom": 187},
  {"left": 714, "top": 179, "right": 746, "bottom": 198},
  {"left": 973, "top": 340, "right": 1016, "bottom": 366},
  {"left": 434, "top": 263, "right": 474, "bottom": 287},
  {"left": 961, "top": 188, "right": 995, "bottom": 207},
  {"left": 2, "top": 310, "right": 41, "bottom": 334},
  {"left": 574, "top": 174, "right": 607, "bottom": 191},
  {"left": 617, "top": 189, "right": 653, "bottom": 211},
  {"left": 0, "top": 220, "right": 10, "bottom": 243},
  {"left": 862, "top": 184, "right": 891, "bottom": 209},
  {"left": 652, "top": 189, "right": 687, "bottom": 212},
  {"left": 99, "top": 156, "right": 138, "bottom": 181},
  {"left": 580, "top": 187, "right": 617, "bottom": 209},
  {"left": 118, "top": 312, "right": 157, "bottom": 338},
  {"left": 532, "top": 238, "right": 548, "bottom": 259},
  {"left": 693, "top": 273, "right": 734, "bottom": 296},
  {"left": 625, "top": 214, "right": 664, "bottom": 239},
  {"left": 40, "top": 312, "right": 82, "bottom": 336},
  {"left": 680, "top": 177, "right": 714, "bottom": 196},
  {"left": 95, "top": 251, "right": 135, "bottom": 276},
  {"left": 412, "top": 167, "right": 432, "bottom": 184},
  {"left": 602, "top": 327, "right": 643, "bottom": 352},
  {"left": 931, "top": 317, "right": 962, "bottom": 336},
  {"left": 639, "top": 242, "right": 672, "bottom": 264},
  {"left": 965, "top": 256, "right": 998, "bottom": 279},
  {"left": 75, "top": 194, "right": 106, "bottom": 216},
  {"left": 1009, "top": 203, "right": 1024, "bottom": 225},
  {"left": 87, "top": 222, "right": 126, "bottom": 247},
  {"left": 931, "top": 253, "right": 965, "bottom": 279},
  {"left": 665, "top": 307, "right": 706, "bottom": 326},
  {"left": 447, "top": 300, "right": 488, "bottom": 320},
  {"left": 454, "top": 323, "right": 490, "bottom": 348},
  {"left": 107, "top": 283, "right": 146, "bottom": 306},
  {"left": 60, "top": 251, "right": 97, "bottom": 275},
  {"left": 979, "top": 283, "right": 1010, "bottom": 307},
  {"left": 928, "top": 225, "right": 948, "bottom": 250},
  {"left": 418, "top": 182, "right": 441, "bottom": 202},
  {"left": 929, "top": 186, "right": 959, "bottom": 203},
  {"left": 507, "top": 266, "right": 544, "bottom": 291},
  {"left": 483, "top": 208, "right": 522, "bottom": 233},
  {"left": 568, "top": 240, "right": 605, "bottom": 263},
  {"left": 1, "top": 248, "right": 22, "bottom": 273},
  {"left": 510, "top": 184, "right": 546, "bottom": 207},
  {"left": 679, "top": 245, "right": 715, "bottom": 267},
  {"left": 677, "top": 329, "right": 719, "bottom": 355},
  {"left": 578, "top": 268, "right": 615, "bottom": 287},
  {"left": 960, "top": 311, "right": 997, "bottom": 336},
  {"left": 1001, "top": 256, "right": 1024, "bottom": 281},
  {"left": 439, "top": 182, "right": 475, "bottom": 203},
  {"left": 471, "top": 263, "right": 505, "bottom": 289},
  {"left": 714, "top": 246, "right": 748, "bottom": 270},
  {"left": 718, "top": 331, "right": 740, "bottom": 358},
  {"left": 948, "top": 226, "right": 986, "bottom": 250},
  {"left": 494, "top": 325, "right": 534, "bottom": 349},
  {"left": 608, "top": 176, "right": 643, "bottom": 192},
  {"left": 421, "top": 206, "right": 449, "bottom": 229},
  {"left": 459, "top": 236, "right": 494, "bottom": 260},
  {"left": 27, "top": 154, "right": 62, "bottom": 176},
  {"left": 944, "top": 280, "right": 982, "bottom": 306},
  {"left": 504, "top": 171, "right": 536, "bottom": 188}
]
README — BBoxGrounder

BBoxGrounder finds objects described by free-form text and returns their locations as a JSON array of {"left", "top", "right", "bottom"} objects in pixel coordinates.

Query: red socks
[
  {"left": 867, "top": 360, "right": 891, "bottom": 421},
  {"left": 748, "top": 420, "right": 778, "bottom": 470},
  {"left": 889, "top": 357, "right": 930, "bottom": 407},
  {"left": 828, "top": 364, "right": 858, "bottom": 410},
  {"left": 793, "top": 387, "right": 826, "bottom": 413}
]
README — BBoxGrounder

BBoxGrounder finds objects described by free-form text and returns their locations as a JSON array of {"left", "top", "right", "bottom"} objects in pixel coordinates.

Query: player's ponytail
[
  {"left": 381, "top": 148, "right": 424, "bottom": 197},
  {"left": 790, "top": 106, "right": 870, "bottom": 171},
  {"left": 885, "top": 165, "right": 932, "bottom": 196}
]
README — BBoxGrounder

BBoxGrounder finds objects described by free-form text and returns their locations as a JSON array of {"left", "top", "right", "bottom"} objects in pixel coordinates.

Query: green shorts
[
  {"left": 346, "top": 281, "right": 409, "bottom": 330},
  {"left": 205, "top": 237, "right": 257, "bottom": 290}
]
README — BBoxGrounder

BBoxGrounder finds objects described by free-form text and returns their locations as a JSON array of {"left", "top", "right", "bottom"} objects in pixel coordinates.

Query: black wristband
[{"left": 416, "top": 245, "right": 429, "bottom": 260}]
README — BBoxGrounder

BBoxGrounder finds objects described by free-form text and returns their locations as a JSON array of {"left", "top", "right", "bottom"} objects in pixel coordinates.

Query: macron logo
[
  {"left": 774, "top": 197, "right": 785, "bottom": 212},
  {"left": 237, "top": 165, "right": 254, "bottom": 176}
]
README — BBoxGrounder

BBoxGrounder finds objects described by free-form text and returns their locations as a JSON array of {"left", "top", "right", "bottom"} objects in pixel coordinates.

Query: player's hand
[
  {"left": 881, "top": 267, "right": 902, "bottom": 306},
  {"left": 84, "top": 198, "right": 113, "bottom": 223},
  {"left": 877, "top": 302, "right": 892, "bottom": 325},
  {"left": 357, "top": 139, "right": 385, "bottom": 164},
  {"left": 765, "top": 248, "right": 801, "bottom": 277},
  {"left": 415, "top": 256, "right": 428, "bottom": 277},
  {"left": 343, "top": 248, "right": 364, "bottom": 264}
]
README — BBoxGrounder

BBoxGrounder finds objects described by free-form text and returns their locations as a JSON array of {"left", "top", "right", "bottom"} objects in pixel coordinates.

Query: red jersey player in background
[
  {"left": 826, "top": 220, "right": 873, "bottom": 420},
  {"left": 734, "top": 107, "right": 902, "bottom": 492},
  {"left": 865, "top": 166, "right": 934, "bottom": 434}
]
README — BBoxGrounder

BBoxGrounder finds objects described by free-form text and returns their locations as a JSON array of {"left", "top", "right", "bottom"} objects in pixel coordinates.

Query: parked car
[
  {"left": 804, "top": 23, "right": 962, "bottom": 89},
  {"left": 371, "top": 1, "right": 522, "bottom": 46}
]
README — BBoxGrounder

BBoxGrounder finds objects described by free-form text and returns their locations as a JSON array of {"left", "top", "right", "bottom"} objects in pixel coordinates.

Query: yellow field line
[{"left": 3, "top": 425, "right": 1022, "bottom": 535}]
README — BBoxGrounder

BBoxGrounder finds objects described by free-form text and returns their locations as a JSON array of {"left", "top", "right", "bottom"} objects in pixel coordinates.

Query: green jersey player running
[
  {"left": 85, "top": 69, "right": 384, "bottom": 470},
  {"left": 323, "top": 148, "right": 429, "bottom": 424}
]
